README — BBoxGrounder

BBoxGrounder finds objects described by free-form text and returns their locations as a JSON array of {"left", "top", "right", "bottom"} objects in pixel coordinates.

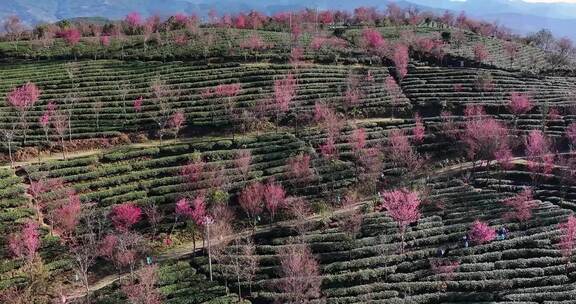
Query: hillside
[
  {"left": 1, "top": 7, "right": 576, "bottom": 304},
  {"left": 4, "top": 0, "right": 576, "bottom": 40}
]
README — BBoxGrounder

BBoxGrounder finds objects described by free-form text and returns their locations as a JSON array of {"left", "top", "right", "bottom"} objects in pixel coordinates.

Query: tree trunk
[
  {"left": 192, "top": 228, "right": 196, "bottom": 253},
  {"left": 61, "top": 137, "right": 67, "bottom": 160},
  {"left": 44, "top": 129, "right": 50, "bottom": 147},
  {"left": 21, "top": 115, "right": 28, "bottom": 145},
  {"left": 68, "top": 114, "right": 73, "bottom": 142},
  {"left": 207, "top": 224, "right": 213, "bottom": 281},
  {"left": 7, "top": 139, "right": 14, "bottom": 168}
]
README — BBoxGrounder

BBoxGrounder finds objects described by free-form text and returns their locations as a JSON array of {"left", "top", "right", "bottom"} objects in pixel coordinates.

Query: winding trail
[
  {"left": 64, "top": 201, "right": 372, "bottom": 301},
  {"left": 1, "top": 132, "right": 249, "bottom": 170}
]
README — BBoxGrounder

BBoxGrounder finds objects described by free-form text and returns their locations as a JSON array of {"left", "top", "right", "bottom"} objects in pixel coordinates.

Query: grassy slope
[{"left": 0, "top": 23, "right": 574, "bottom": 303}]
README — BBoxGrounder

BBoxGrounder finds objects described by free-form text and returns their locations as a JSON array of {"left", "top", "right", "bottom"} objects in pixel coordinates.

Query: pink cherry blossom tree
[
  {"left": 239, "top": 34, "right": 269, "bottom": 60},
  {"left": 171, "top": 13, "right": 189, "bottom": 29},
  {"left": 344, "top": 77, "right": 363, "bottom": 116},
  {"left": 190, "top": 196, "right": 207, "bottom": 226},
  {"left": 167, "top": 111, "right": 186, "bottom": 139},
  {"left": 338, "top": 191, "right": 363, "bottom": 243},
  {"left": 350, "top": 127, "right": 367, "bottom": 154},
  {"left": 263, "top": 182, "right": 286, "bottom": 222},
  {"left": 51, "top": 192, "right": 82, "bottom": 238},
  {"left": 6, "top": 82, "right": 41, "bottom": 145},
  {"left": 440, "top": 111, "right": 458, "bottom": 139},
  {"left": 318, "top": 11, "right": 334, "bottom": 27},
  {"left": 284, "top": 197, "right": 312, "bottom": 234},
  {"left": 277, "top": 243, "right": 322, "bottom": 303},
  {"left": 273, "top": 73, "right": 297, "bottom": 128},
  {"left": 109, "top": 203, "right": 142, "bottom": 232},
  {"left": 473, "top": 43, "right": 489, "bottom": 65},
  {"left": 27, "top": 175, "right": 65, "bottom": 224},
  {"left": 234, "top": 14, "right": 247, "bottom": 29},
  {"left": 121, "top": 264, "right": 163, "bottom": 304},
  {"left": 361, "top": 28, "right": 387, "bottom": 58},
  {"left": 357, "top": 146, "right": 384, "bottom": 193},
  {"left": 462, "top": 109, "right": 509, "bottom": 167},
  {"left": 61, "top": 28, "right": 82, "bottom": 46},
  {"left": 502, "top": 188, "right": 537, "bottom": 222},
  {"left": 66, "top": 205, "right": 106, "bottom": 298},
  {"left": 205, "top": 163, "right": 229, "bottom": 192},
  {"left": 175, "top": 196, "right": 206, "bottom": 252},
  {"left": 175, "top": 198, "right": 193, "bottom": 219},
  {"left": 508, "top": 92, "right": 534, "bottom": 131},
  {"left": 180, "top": 158, "right": 205, "bottom": 189},
  {"left": 286, "top": 153, "right": 314, "bottom": 185},
  {"left": 8, "top": 220, "right": 40, "bottom": 262},
  {"left": 379, "top": 188, "right": 421, "bottom": 253},
  {"left": 149, "top": 78, "right": 178, "bottom": 144},
  {"left": 213, "top": 83, "right": 242, "bottom": 136},
  {"left": 99, "top": 234, "right": 119, "bottom": 263},
  {"left": 124, "top": 12, "right": 143, "bottom": 35},
  {"left": 100, "top": 231, "right": 145, "bottom": 275},
  {"left": 289, "top": 47, "right": 304, "bottom": 67},
  {"left": 100, "top": 35, "right": 110, "bottom": 47},
  {"left": 144, "top": 203, "right": 163, "bottom": 238},
  {"left": 52, "top": 109, "right": 69, "bottom": 160},
  {"left": 387, "top": 129, "right": 424, "bottom": 177},
  {"left": 385, "top": 76, "right": 403, "bottom": 115},
  {"left": 464, "top": 104, "right": 485, "bottom": 118},
  {"left": 525, "top": 130, "right": 554, "bottom": 179},
  {"left": 309, "top": 36, "right": 348, "bottom": 52},
  {"left": 495, "top": 145, "right": 515, "bottom": 186},
  {"left": 319, "top": 136, "right": 338, "bottom": 160},
  {"left": 239, "top": 182, "right": 265, "bottom": 227},
  {"left": 234, "top": 149, "right": 252, "bottom": 181},
  {"left": 392, "top": 43, "right": 409, "bottom": 80},
  {"left": 142, "top": 18, "right": 156, "bottom": 51},
  {"left": 313, "top": 102, "right": 343, "bottom": 139},
  {"left": 469, "top": 220, "right": 496, "bottom": 245},
  {"left": 507, "top": 92, "right": 532, "bottom": 118},
  {"left": 413, "top": 113, "right": 425, "bottom": 144},
  {"left": 39, "top": 108, "right": 52, "bottom": 146}
]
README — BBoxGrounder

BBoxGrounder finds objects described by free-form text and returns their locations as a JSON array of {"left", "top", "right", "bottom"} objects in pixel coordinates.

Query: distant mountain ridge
[{"left": 1, "top": 0, "right": 576, "bottom": 40}]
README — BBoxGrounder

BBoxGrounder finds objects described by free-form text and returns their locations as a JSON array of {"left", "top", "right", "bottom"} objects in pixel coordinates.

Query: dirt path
[
  {"left": 0, "top": 136, "right": 230, "bottom": 170},
  {"left": 64, "top": 201, "right": 368, "bottom": 300},
  {"left": 433, "top": 157, "right": 530, "bottom": 176},
  {"left": 65, "top": 237, "right": 206, "bottom": 301},
  {"left": 1, "top": 128, "right": 292, "bottom": 170},
  {"left": 1, "top": 117, "right": 408, "bottom": 170},
  {"left": 352, "top": 117, "right": 406, "bottom": 124}
]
